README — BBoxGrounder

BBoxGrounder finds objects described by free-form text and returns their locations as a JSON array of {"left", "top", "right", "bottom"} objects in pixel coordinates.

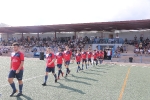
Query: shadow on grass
[
  {"left": 47, "top": 82, "right": 85, "bottom": 94},
  {"left": 71, "top": 74, "right": 98, "bottom": 81},
  {"left": 16, "top": 94, "right": 33, "bottom": 100},
  {"left": 94, "top": 67, "right": 110, "bottom": 70},
  {"left": 64, "top": 77, "right": 91, "bottom": 85},
  {"left": 89, "top": 69, "right": 107, "bottom": 73},
  {"left": 81, "top": 71, "right": 102, "bottom": 76}
]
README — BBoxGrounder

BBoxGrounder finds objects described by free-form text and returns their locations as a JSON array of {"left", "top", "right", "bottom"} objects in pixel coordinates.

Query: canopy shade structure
[{"left": 0, "top": 19, "right": 150, "bottom": 33}]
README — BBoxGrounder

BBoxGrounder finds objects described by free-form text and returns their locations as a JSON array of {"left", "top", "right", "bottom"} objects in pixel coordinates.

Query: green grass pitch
[{"left": 0, "top": 57, "right": 150, "bottom": 100}]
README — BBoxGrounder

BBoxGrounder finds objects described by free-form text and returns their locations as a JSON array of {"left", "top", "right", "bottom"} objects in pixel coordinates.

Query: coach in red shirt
[{"left": 8, "top": 42, "right": 24, "bottom": 97}]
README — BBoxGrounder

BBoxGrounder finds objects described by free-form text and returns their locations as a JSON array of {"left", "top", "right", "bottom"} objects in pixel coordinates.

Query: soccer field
[{"left": 0, "top": 57, "right": 150, "bottom": 100}]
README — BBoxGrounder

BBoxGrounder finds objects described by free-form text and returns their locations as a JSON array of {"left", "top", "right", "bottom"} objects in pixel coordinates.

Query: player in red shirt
[
  {"left": 96, "top": 47, "right": 100, "bottom": 64},
  {"left": 75, "top": 49, "right": 82, "bottom": 72},
  {"left": 93, "top": 50, "right": 98, "bottom": 66},
  {"left": 56, "top": 47, "right": 64, "bottom": 79},
  {"left": 87, "top": 48, "right": 93, "bottom": 66},
  {"left": 63, "top": 45, "right": 72, "bottom": 77},
  {"left": 99, "top": 50, "right": 104, "bottom": 64},
  {"left": 81, "top": 48, "right": 87, "bottom": 70},
  {"left": 8, "top": 42, "right": 24, "bottom": 97},
  {"left": 42, "top": 47, "right": 57, "bottom": 86}
]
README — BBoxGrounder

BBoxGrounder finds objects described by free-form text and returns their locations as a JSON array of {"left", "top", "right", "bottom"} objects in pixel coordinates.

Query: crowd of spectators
[
  {"left": 128, "top": 34, "right": 150, "bottom": 56},
  {"left": 0, "top": 34, "right": 124, "bottom": 57}
]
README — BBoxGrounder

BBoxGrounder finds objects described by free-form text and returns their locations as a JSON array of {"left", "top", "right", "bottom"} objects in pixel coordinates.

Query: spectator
[
  {"left": 116, "top": 33, "right": 119, "bottom": 43},
  {"left": 134, "top": 35, "right": 137, "bottom": 41},
  {"left": 140, "top": 34, "right": 144, "bottom": 42},
  {"left": 107, "top": 49, "right": 112, "bottom": 60},
  {"left": 124, "top": 38, "right": 128, "bottom": 44}
]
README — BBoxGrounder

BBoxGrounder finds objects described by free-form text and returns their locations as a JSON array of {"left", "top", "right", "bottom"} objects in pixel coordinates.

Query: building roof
[{"left": 0, "top": 19, "right": 150, "bottom": 33}]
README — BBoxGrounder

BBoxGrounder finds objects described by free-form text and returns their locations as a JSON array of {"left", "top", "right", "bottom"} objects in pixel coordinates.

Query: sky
[{"left": 0, "top": 0, "right": 150, "bottom": 26}]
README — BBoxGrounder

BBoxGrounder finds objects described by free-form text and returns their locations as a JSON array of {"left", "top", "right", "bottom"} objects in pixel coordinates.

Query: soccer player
[
  {"left": 93, "top": 50, "right": 98, "bottom": 66},
  {"left": 63, "top": 45, "right": 71, "bottom": 77},
  {"left": 87, "top": 48, "right": 92, "bottom": 66},
  {"left": 8, "top": 42, "right": 24, "bottom": 97},
  {"left": 56, "top": 47, "right": 64, "bottom": 79},
  {"left": 81, "top": 48, "right": 87, "bottom": 70},
  {"left": 96, "top": 47, "right": 100, "bottom": 65},
  {"left": 99, "top": 50, "right": 104, "bottom": 64},
  {"left": 42, "top": 47, "right": 57, "bottom": 86},
  {"left": 75, "top": 49, "right": 82, "bottom": 73}
]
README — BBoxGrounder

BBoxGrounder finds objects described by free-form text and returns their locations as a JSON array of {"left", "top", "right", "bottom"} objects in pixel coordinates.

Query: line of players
[
  {"left": 8, "top": 43, "right": 104, "bottom": 97},
  {"left": 42, "top": 45, "right": 104, "bottom": 86}
]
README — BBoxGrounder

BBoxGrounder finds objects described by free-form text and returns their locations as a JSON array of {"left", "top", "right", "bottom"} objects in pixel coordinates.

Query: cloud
[{"left": 0, "top": 0, "right": 149, "bottom": 26}]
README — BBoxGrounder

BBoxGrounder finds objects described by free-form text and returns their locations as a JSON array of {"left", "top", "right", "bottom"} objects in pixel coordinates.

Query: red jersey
[
  {"left": 81, "top": 52, "right": 87, "bottom": 59},
  {"left": 46, "top": 53, "right": 55, "bottom": 67},
  {"left": 87, "top": 52, "right": 92, "bottom": 58},
  {"left": 93, "top": 53, "right": 97, "bottom": 59},
  {"left": 63, "top": 50, "right": 72, "bottom": 61},
  {"left": 75, "top": 53, "right": 81, "bottom": 62},
  {"left": 99, "top": 51, "right": 104, "bottom": 58},
  {"left": 96, "top": 51, "right": 100, "bottom": 57},
  {"left": 56, "top": 52, "right": 63, "bottom": 64},
  {"left": 11, "top": 52, "right": 24, "bottom": 70}
]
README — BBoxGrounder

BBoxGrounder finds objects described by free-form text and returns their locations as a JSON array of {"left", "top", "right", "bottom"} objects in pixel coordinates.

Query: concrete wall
[{"left": 92, "top": 44, "right": 122, "bottom": 50}]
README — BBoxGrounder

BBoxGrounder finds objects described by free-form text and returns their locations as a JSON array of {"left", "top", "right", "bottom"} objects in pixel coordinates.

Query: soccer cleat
[
  {"left": 16, "top": 92, "right": 23, "bottom": 97},
  {"left": 65, "top": 74, "right": 68, "bottom": 77},
  {"left": 42, "top": 83, "right": 47, "bottom": 86},
  {"left": 78, "top": 67, "right": 81, "bottom": 71},
  {"left": 61, "top": 72, "right": 64, "bottom": 77},
  {"left": 10, "top": 90, "right": 18, "bottom": 97},
  {"left": 55, "top": 79, "right": 57, "bottom": 83},
  {"left": 68, "top": 70, "right": 71, "bottom": 74}
]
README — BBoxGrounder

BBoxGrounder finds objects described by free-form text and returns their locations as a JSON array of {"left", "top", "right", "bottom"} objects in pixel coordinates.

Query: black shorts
[
  {"left": 88, "top": 58, "right": 91, "bottom": 62},
  {"left": 8, "top": 70, "right": 23, "bottom": 80},
  {"left": 98, "top": 57, "right": 104, "bottom": 59},
  {"left": 94, "top": 59, "right": 97, "bottom": 62},
  {"left": 57, "top": 64, "right": 62, "bottom": 69},
  {"left": 77, "top": 62, "right": 80, "bottom": 64},
  {"left": 82, "top": 59, "right": 87, "bottom": 63},
  {"left": 65, "top": 61, "right": 70, "bottom": 65},
  {"left": 46, "top": 67, "right": 55, "bottom": 73}
]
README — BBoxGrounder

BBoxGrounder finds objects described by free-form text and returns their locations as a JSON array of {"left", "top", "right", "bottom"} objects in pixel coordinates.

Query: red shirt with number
[
  {"left": 75, "top": 53, "right": 81, "bottom": 62},
  {"left": 46, "top": 53, "right": 55, "bottom": 67},
  {"left": 11, "top": 51, "right": 24, "bottom": 70},
  {"left": 56, "top": 52, "right": 64, "bottom": 64}
]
